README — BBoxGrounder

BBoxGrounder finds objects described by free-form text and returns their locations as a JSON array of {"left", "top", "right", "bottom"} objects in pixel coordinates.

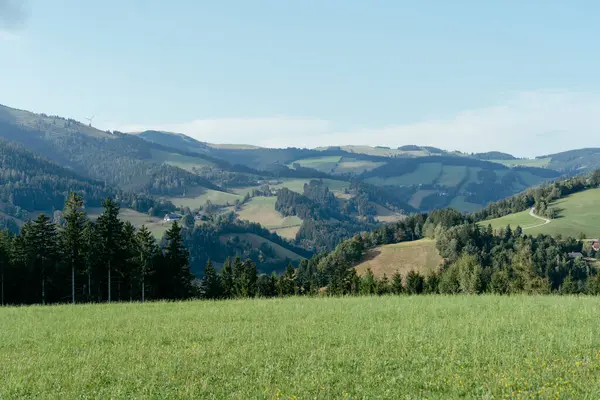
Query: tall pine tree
[
  {"left": 0, "top": 230, "right": 11, "bottom": 306},
  {"left": 220, "top": 257, "right": 234, "bottom": 298},
  {"left": 31, "top": 214, "right": 59, "bottom": 304},
  {"left": 135, "top": 225, "right": 158, "bottom": 303},
  {"left": 163, "top": 221, "right": 193, "bottom": 299},
  {"left": 96, "top": 198, "right": 123, "bottom": 302},
  {"left": 61, "top": 193, "right": 86, "bottom": 304},
  {"left": 201, "top": 259, "right": 221, "bottom": 299}
]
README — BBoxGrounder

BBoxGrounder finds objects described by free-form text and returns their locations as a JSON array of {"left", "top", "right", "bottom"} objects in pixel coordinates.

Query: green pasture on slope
[
  {"left": 484, "top": 188, "right": 600, "bottom": 238},
  {"left": 490, "top": 158, "right": 551, "bottom": 168}
]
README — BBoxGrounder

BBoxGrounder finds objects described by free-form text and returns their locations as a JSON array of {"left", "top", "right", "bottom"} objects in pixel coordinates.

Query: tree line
[{"left": 0, "top": 194, "right": 194, "bottom": 306}]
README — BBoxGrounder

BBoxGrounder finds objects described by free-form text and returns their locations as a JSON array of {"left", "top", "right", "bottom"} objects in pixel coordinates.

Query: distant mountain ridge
[{"left": 0, "top": 102, "right": 585, "bottom": 262}]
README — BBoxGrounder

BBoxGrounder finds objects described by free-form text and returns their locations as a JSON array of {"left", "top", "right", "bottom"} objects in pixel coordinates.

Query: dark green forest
[
  {"left": 4, "top": 169, "right": 600, "bottom": 305},
  {"left": 0, "top": 140, "right": 175, "bottom": 223},
  {"left": 0, "top": 195, "right": 193, "bottom": 305}
]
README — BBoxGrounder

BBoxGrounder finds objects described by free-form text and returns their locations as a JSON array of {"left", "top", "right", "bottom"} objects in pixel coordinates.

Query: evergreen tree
[
  {"left": 163, "top": 221, "right": 193, "bottom": 299},
  {"left": 348, "top": 268, "right": 360, "bottom": 295},
  {"left": 281, "top": 263, "right": 296, "bottom": 296},
  {"left": 96, "top": 197, "right": 123, "bottom": 302},
  {"left": 256, "top": 274, "right": 271, "bottom": 297},
  {"left": 405, "top": 270, "right": 424, "bottom": 295},
  {"left": 135, "top": 225, "right": 158, "bottom": 302},
  {"left": 61, "top": 193, "right": 87, "bottom": 304},
  {"left": 360, "top": 268, "right": 377, "bottom": 295},
  {"left": 31, "top": 214, "right": 59, "bottom": 304},
  {"left": 120, "top": 221, "right": 138, "bottom": 301},
  {"left": 220, "top": 257, "right": 234, "bottom": 298},
  {"left": 391, "top": 272, "right": 404, "bottom": 295},
  {"left": 424, "top": 272, "right": 440, "bottom": 294},
  {"left": 377, "top": 273, "right": 390, "bottom": 295},
  {"left": 82, "top": 221, "right": 99, "bottom": 302},
  {"left": 269, "top": 271, "right": 279, "bottom": 297},
  {"left": 0, "top": 230, "right": 11, "bottom": 306},
  {"left": 243, "top": 259, "right": 258, "bottom": 297},
  {"left": 201, "top": 259, "right": 222, "bottom": 299},
  {"left": 232, "top": 257, "right": 244, "bottom": 297},
  {"left": 559, "top": 273, "right": 578, "bottom": 295}
]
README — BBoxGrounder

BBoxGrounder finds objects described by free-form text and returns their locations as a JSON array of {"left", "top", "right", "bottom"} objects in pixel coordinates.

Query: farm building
[
  {"left": 592, "top": 240, "right": 600, "bottom": 252},
  {"left": 568, "top": 252, "right": 584, "bottom": 259},
  {"left": 163, "top": 213, "right": 182, "bottom": 222},
  {"left": 194, "top": 212, "right": 208, "bottom": 221}
]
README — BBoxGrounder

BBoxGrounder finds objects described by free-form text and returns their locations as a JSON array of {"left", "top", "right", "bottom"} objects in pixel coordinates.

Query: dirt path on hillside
[{"left": 523, "top": 208, "right": 551, "bottom": 230}]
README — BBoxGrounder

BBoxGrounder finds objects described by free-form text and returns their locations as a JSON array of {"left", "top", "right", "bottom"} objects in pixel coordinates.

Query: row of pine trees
[
  {"left": 0, "top": 194, "right": 194, "bottom": 306},
  {"left": 200, "top": 257, "right": 421, "bottom": 299}
]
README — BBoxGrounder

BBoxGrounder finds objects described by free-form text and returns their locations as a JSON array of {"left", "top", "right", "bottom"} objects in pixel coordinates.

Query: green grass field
[
  {"left": 408, "top": 189, "right": 437, "bottom": 209},
  {"left": 484, "top": 210, "right": 541, "bottom": 231},
  {"left": 236, "top": 197, "right": 303, "bottom": 233},
  {"left": 166, "top": 189, "right": 243, "bottom": 209},
  {"left": 490, "top": 157, "right": 551, "bottom": 168},
  {"left": 333, "top": 158, "right": 384, "bottom": 174},
  {"left": 288, "top": 156, "right": 342, "bottom": 173},
  {"left": 372, "top": 204, "right": 404, "bottom": 223},
  {"left": 485, "top": 188, "right": 600, "bottom": 238},
  {"left": 271, "top": 178, "right": 349, "bottom": 196},
  {"left": 437, "top": 165, "right": 468, "bottom": 187},
  {"left": 150, "top": 149, "right": 215, "bottom": 172},
  {"left": 367, "top": 163, "right": 443, "bottom": 187},
  {"left": 322, "top": 145, "right": 433, "bottom": 157},
  {"left": 3, "top": 296, "right": 600, "bottom": 399}
]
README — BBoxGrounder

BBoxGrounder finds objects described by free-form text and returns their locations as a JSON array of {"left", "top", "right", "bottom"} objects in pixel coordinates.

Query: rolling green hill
[
  {"left": 484, "top": 188, "right": 600, "bottom": 238},
  {"left": 360, "top": 157, "right": 559, "bottom": 212},
  {"left": 129, "top": 129, "right": 565, "bottom": 214},
  {"left": 475, "top": 148, "right": 600, "bottom": 173},
  {"left": 0, "top": 104, "right": 224, "bottom": 196},
  {"left": 0, "top": 138, "right": 174, "bottom": 229},
  {"left": 4, "top": 102, "right": 592, "bottom": 260}
]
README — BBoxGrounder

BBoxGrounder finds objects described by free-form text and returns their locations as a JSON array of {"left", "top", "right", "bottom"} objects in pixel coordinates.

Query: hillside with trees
[
  {"left": 0, "top": 139, "right": 175, "bottom": 226},
  {"left": 0, "top": 105, "right": 224, "bottom": 196}
]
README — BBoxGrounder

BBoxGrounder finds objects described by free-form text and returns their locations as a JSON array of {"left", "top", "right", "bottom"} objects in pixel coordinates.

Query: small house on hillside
[
  {"left": 163, "top": 213, "right": 182, "bottom": 223},
  {"left": 194, "top": 212, "right": 208, "bottom": 221},
  {"left": 568, "top": 251, "right": 583, "bottom": 259},
  {"left": 592, "top": 240, "right": 600, "bottom": 252}
]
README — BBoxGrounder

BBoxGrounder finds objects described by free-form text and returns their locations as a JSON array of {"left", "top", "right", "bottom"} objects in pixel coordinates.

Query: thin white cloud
[
  {"left": 0, "top": 30, "right": 19, "bottom": 41},
  {"left": 119, "top": 117, "right": 333, "bottom": 148},
  {"left": 121, "top": 90, "right": 600, "bottom": 157}
]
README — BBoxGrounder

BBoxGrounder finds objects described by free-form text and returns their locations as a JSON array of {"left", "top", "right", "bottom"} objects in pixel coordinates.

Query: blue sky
[{"left": 1, "top": 0, "right": 600, "bottom": 156}]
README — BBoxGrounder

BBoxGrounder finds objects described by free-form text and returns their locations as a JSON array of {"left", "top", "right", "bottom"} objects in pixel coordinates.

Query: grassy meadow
[
  {"left": 236, "top": 197, "right": 303, "bottom": 234},
  {"left": 165, "top": 188, "right": 243, "bottom": 209},
  {"left": 271, "top": 178, "right": 350, "bottom": 196},
  {"left": 354, "top": 239, "right": 442, "bottom": 278},
  {"left": 490, "top": 158, "right": 552, "bottom": 168},
  {"left": 2, "top": 296, "right": 600, "bottom": 399},
  {"left": 485, "top": 188, "right": 600, "bottom": 238}
]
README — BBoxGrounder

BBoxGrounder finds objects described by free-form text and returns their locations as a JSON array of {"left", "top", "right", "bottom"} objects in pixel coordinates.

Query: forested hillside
[
  {"left": 0, "top": 105, "right": 223, "bottom": 196},
  {"left": 0, "top": 139, "right": 174, "bottom": 226},
  {"left": 2, "top": 102, "right": 597, "bottom": 282}
]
